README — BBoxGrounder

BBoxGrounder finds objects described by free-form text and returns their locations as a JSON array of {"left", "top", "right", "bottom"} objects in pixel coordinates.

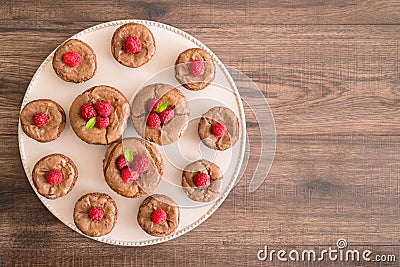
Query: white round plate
[{"left": 18, "top": 20, "right": 246, "bottom": 246}]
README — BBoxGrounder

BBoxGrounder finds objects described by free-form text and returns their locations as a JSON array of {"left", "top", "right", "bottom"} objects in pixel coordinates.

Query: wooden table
[{"left": 2, "top": 1, "right": 400, "bottom": 265}]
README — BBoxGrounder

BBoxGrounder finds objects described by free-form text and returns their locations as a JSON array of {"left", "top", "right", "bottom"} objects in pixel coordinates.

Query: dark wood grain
[
  {"left": 2, "top": 0, "right": 400, "bottom": 266},
  {"left": 2, "top": 0, "right": 400, "bottom": 25}
]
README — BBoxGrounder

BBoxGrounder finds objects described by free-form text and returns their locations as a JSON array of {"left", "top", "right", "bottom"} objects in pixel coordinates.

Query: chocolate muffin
[
  {"left": 73, "top": 192, "right": 118, "bottom": 237},
  {"left": 182, "top": 159, "right": 222, "bottom": 202},
  {"left": 111, "top": 22, "right": 156, "bottom": 68},
  {"left": 20, "top": 99, "right": 66, "bottom": 143},
  {"left": 32, "top": 154, "right": 78, "bottom": 199},
  {"left": 131, "top": 83, "right": 190, "bottom": 146},
  {"left": 52, "top": 39, "right": 97, "bottom": 83},
  {"left": 69, "top": 85, "right": 130, "bottom": 145},
  {"left": 137, "top": 194, "right": 180, "bottom": 237},
  {"left": 175, "top": 48, "right": 216, "bottom": 91},
  {"left": 198, "top": 106, "right": 240, "bottom": 151},
  {"left": 103, "top": 138, "right": 163, "bottom": 198}
]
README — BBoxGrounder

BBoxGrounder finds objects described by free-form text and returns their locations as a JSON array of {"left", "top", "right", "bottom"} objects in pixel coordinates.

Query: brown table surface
[{"left": 2, "top": 1, "right": 400, "bottom": 266}]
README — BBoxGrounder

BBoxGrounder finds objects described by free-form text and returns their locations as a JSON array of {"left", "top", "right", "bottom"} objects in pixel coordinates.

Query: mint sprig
[
  {"left": 156, "top": 101, "right": 168, "bottom": 113},
  {"left": 124, "top": 149, "right": 134, "bottom": 163},
  {"left": 85, "top": 117, "right": 96, "bottom": 130}
]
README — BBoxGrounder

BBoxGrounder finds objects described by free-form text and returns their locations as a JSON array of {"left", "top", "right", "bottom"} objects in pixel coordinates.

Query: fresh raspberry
[
  {"left": 147, "top": 98, "right": 161, "bottom": 113},
  {"left": 132, "top": 155, "right": 149, "bottom": 173},
  {"left": 80, "top": 103, "right": 97, "bottom": 121},
  {"left": 33, "top": 112, "right": 48, "bottom": 127},
  {"left": 189, "top": 60, "right": 205, "bottom": 76},
  {"left": 159, "top": 109, "right": 174, "bottom": 124},
  {"left": 212, "top": 123, "right": 227, "bottom": 137},
  {"left": 63, "top": 51, "right": 81, "bottom": 67},
  {"left": 146, "top": 113, "right": 161, "bottom": 128},
  {"left": 193, "top": 172, "right": 211, "bottom": 188},
  {"left": 45, "top": 169, "right": 63, "bottom": 185},
  {"left": 116, "top": 155, "right": 128, "bottom": 170},
  {"left": 124, "top": 36, "right": 142, "bottom": 54},
  {"left": 121, "top": 167, "right": 139, "bottom": 183},
  {"left": 88, "top": 207, "right": 104, "bottom": 222},
  {"left": 95, "top": 101, "right": 112, "bottom": 117},
  {"left": 151, "top": 209, "right": 167, "bottom": 224},
  {"left": 95, "top": 116, "right": 109, "bottom": 129}
]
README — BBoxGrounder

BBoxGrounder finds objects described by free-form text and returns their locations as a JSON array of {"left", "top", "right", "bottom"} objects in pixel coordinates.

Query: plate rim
[{"left": 18, "top": 19, "right": 247, "bottom": 246}]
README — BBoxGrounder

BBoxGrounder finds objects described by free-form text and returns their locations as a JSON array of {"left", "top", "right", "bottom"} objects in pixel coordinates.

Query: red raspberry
[
  {"left": 33, "top": 112, "right": 48, "bottom": 127},
  {"left": 63, "top": 51, "right": 81, "bottom": 67},
  {"left": 95, "top": 101, "right": 112, "bottom": 117},
  {"left": 159, "top": 109, "right": 174, "bottom": 124},
  {"left": 124, "top": 36, "right": 142, "bottom": 54},
  {"left": 146, "top": 113, "right": 161, "bottom": 128},
  {"left": 80, "top": 103, "right": 97, "bottom": 121},
  {"left": 121, "top": 167, "right": 139, "bottom": 183},
  {"left": 151, "top": 209, "right": 167, "bottom": 224},
  {"left": 189, "top": 60, "right": 205, "bottom": 76},
  {"left": 88, "top": 207, "right": 104, "bottom": 222},
  {"left": 45, "top": 169, "right": 63, "bottom": 185},
  {"left": 212, "top": 123, "right": 227, "bottom": 137},
  {"left": 132, "top": 155, "right": 149, "bottom": 173},
  {"left": 116, "top": 155, "right": 128, "bottom": 170},
  {"left": 147, "top": 98, "right": 161, "bottom": 113},
  {"left": 193, "top": 172, "right": 211, "bottom": 188},
  {"left": 95, "top": 116, "right": 109, "bottom": 129}
]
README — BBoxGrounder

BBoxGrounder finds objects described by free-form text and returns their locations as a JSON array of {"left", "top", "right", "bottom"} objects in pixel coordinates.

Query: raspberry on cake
[
  {"left": 193, "top": 172, "right": 211, "bottom": 188},
  {"left": 33, "top": 112, "right": 49, "bottom": 128},
  {"left": 20, "top": 99, "right": 66, "bottom": 143},
  {"left": 189, "top": 60, "right": 205, "bottom": 76},
  {"left": 132, "top": 83, "right": 190, "bottom": 146},
  {"left": 88, "top": 207, "right": 104, "bottom": 222},
  {"left": 198, "top": 106, "right": 240, "bottom": 151},
  {"left": 103, "top": 138, "right": 164, "bottom": 198},
  {"left": 211, "top": 123, "right": 227, "bottom": 137},
  {"left": 147, "top": 98, "right": 161, "bottom": 113},
  {"left": 151, "top": 209, "right": 167, "bottom": 225},
  {"left": 95, "top": 116, "right": 109, "bottom": 129},
  {"left": 73, "top": 192, "right": 118, "bottom": 237},
  {"left": 159, "top": 109, "right": 174, "bottom": 124},
  {"left": 182, "top": 159, "right": 223, "bottom": 202},
  {"left": 121, "top": 167, "right": 139, "bottom": 183},
  {"left": 63, "top": 51, "right": 81, "bottom": 67},
  {"left": 131, "top": 155, "right": 149, "bottom": 173},
  {"left": 45, "top": 169, "right": 63, "bottom": 185},
  {"left": 52, "top": 39, "right": 97, "bottom": 83},
  {"left": 137, "top": 195, "right": 180, "bottom": 237},
  {"left": 146, "top": 113, "right": 161, "bottom": 128},
  {"left": 124, "top": 36, "right": 142, "bottom": 54},
  {"left": 95, "top": 101, "right": 112, "bottom": 117},
  {"left": 111, "top": 22, "right": 156, "bottom": 68},
  {"left": 175, "top": 48, "right": 216, "bottom": 91},
  {"left": 80, "top": 103, "right": 97, "bottom": 121},
  {"left": 116, "top": 155, "right": 128, "bottom": 170},
  {"left": 32, "top": 154, "right": 78, "bottom": 199}
]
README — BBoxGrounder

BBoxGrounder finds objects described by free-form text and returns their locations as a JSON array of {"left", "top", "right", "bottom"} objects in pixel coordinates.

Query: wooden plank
[{"left": 3, "top": 0, "right": 400, "bottom": 25}]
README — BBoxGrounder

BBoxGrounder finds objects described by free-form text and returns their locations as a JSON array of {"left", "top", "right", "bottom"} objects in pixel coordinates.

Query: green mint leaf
[
  {"left": 85, "top": 117, "right": 96, "bottom": 130},
  {"left": 156, "top": 101, "right": 168, "bottom": 113},
  {"left": 124, "top": 149, "right": 134, "bottom": 162}
]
